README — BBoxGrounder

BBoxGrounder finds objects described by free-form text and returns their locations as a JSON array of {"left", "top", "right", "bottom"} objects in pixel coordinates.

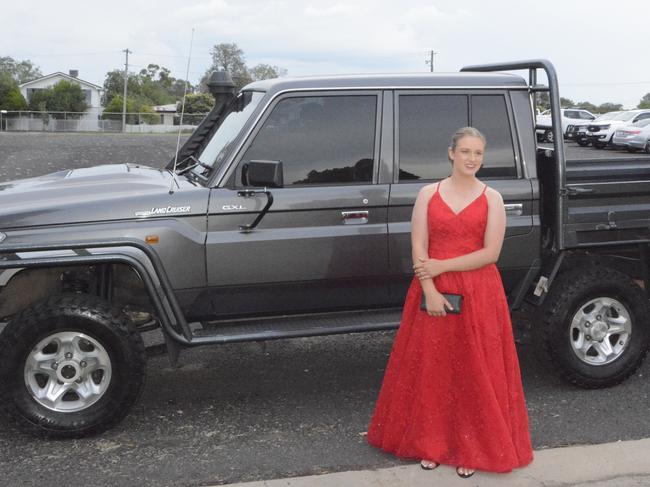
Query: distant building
[
  {"left": 153, "top": 103, "right": 178, "bottom": 125},
  {"left": 19, "top": 70, "right": 103, "bottom": 116}
]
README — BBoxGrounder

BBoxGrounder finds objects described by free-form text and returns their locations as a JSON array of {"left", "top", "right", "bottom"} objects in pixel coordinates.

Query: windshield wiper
[{"left": 176, "top": 155, "right": 213, "bottom": 176}]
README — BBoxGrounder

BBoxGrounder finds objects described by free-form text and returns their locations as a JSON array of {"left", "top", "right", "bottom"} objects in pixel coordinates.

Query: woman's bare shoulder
[
  {"left": 483, "top": 185, "right": 504, "bottom": 205},
  {"left": 417, "top": 182, "right": 440, "bottom": 198}
]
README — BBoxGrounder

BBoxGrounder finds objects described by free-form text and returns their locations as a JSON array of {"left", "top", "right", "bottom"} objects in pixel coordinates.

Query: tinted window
[
  {"left": 565, "top": 110, "right": 579, "bottom": 118},
  {"left": 239, "top": 95, "right": 377, "bottom": 186},
  {"left": 398, "top": 95, "right": 468, "bottom": 181},
  {"left": 470, "top": 95, "right": 516, "bottom": 178}
]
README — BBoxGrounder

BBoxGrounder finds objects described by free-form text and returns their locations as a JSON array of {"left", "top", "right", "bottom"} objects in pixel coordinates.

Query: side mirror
[{"left": 242, "top": 160, "right": 284, "bottom": 188}]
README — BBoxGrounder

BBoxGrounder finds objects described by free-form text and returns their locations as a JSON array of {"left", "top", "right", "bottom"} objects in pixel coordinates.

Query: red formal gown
[{"left": 367, "top": 183, "right": 533, "bottom": 473}]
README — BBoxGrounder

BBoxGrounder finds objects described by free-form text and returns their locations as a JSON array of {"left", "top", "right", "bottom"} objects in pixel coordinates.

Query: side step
[{"left": 193, "top": 308, "right": 402, "bottom": 344}]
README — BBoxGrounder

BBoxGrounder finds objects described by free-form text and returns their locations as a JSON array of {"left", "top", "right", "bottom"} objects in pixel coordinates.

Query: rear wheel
[
  {"left": 534, "top": 266, "right": 650, "bottom": 388},
  {"left": 0, "top": 294, "right": 146, "bottom": 438}
]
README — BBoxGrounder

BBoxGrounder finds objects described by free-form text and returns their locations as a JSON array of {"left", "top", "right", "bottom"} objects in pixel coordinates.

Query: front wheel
[
  {"left": 0, "top": 294, "right": 146, "bottom": 438},
  {"left": 533, "top": 266, "right": 650, "bottom": 388},
  {"left": 576, "top": 137, "right": 589, "bottom": 147}
]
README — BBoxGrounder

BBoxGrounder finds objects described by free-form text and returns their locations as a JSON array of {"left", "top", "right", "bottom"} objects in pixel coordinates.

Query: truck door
[
  {"left": 205, "top": 91, "right": 390, "bottom": 318},
  {"left": 387, "top": 91, "right": 535, "bottom": 303}
]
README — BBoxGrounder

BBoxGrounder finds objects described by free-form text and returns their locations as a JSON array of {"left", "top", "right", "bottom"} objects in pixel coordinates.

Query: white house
[
  {"left": 16, "top": 70, "right": 104, "bottom": 131},
  {"left": 20, "top": 70, "right": 103, "bottom": 113}
]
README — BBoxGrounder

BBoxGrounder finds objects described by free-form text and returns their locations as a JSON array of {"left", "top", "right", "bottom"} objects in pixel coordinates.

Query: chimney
[{"left": 69, "top": 69, "right": 79, "bottom": 78}]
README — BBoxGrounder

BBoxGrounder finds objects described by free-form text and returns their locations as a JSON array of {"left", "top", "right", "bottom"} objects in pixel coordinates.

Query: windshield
[
  {"left": 612, "top": 111, "right": 637, "bottom": 122},
  {"left": 596, "top": 111, "right": 621, "bottom": 120},
  {"left": 193, "top": 91, "right": 265, "bottom": 177}
]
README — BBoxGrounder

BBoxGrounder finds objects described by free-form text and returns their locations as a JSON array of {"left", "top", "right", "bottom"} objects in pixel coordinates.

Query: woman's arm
[
  {"left": 411, "top": 184, "right": 438, "bottom": 295},
  {"left": 414, "top": 188, "right": 506, "bottom": 277}
]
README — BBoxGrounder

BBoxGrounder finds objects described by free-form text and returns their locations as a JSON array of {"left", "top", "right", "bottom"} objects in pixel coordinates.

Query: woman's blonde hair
[{"left": 448, "top": 127, "right": 487, "bottom": 162}]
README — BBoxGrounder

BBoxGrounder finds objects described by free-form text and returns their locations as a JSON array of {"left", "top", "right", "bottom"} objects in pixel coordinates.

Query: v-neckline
[{"left": 436, "top": 183, "right": 486, "bottom": 217}]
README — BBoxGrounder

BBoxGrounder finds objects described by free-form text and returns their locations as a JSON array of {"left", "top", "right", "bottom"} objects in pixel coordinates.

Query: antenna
[{"left": 170, "top": 28, "right": 195, "bottom": 194}]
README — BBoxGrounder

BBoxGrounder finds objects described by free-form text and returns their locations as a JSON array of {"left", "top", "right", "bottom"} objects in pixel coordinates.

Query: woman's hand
[
  {"left": 423, "top": 291, "right": 453, "bottom": 317},
  {"left": 413, "top": 257, "right": 446, "bottom": 280}
]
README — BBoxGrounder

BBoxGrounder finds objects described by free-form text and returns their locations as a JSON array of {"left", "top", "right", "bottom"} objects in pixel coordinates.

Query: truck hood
[{"left": 0, "top": 164, "right": 207, "bottom": 229}]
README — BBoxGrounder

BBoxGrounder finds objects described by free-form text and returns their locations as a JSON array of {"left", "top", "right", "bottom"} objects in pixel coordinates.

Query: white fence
[{"left": 0, "top": 111, "right": 208, "bottom": 133}]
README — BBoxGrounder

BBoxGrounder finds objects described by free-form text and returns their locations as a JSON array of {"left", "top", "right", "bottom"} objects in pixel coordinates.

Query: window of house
[{"left": 237, "top": 95, "right": 377, "bottom": 187}]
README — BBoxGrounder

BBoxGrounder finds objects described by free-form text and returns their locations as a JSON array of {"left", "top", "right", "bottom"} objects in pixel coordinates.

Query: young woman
[{"left": 367, "top": 127, "right": 533, "bottom": 478}]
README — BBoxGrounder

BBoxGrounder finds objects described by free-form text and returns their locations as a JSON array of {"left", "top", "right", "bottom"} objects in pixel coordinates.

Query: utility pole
[
  {"left": 122, "top": 48, "right": 131, "bottom": 132},
  {"left": 425, "top": 50, "right": 437, "bottom": 72}
]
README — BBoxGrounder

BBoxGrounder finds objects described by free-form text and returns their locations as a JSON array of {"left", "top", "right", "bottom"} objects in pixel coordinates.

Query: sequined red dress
[{"left": 367, "top": 183, "right": 533, "bottom": 473}]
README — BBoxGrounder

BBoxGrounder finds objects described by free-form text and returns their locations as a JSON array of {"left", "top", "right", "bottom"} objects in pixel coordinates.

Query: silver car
[{"left": 612, "top": 118, "right": 650, "bottom": 153}]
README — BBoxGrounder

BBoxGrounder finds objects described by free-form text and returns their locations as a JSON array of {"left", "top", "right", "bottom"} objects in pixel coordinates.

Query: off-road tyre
[
  {"left": 533, "top": 266, "right": 650, "bottom": 389},
  {"left": 0, "top": 294, "right": 146, "bottom": 438}
]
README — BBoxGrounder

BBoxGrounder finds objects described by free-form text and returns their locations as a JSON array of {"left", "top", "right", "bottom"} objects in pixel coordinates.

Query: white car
[
  {"left": 587, "top": 109, "right": 650, "bottom": 149},
  {"left": 536, "top": 108, "right": 596, "bottom": 142},
  {"left": 612, "top": 118, "right": 650, "bottom": 153},
  {"left": 572, "top": 111, "right": 622, "bottom": 146}
]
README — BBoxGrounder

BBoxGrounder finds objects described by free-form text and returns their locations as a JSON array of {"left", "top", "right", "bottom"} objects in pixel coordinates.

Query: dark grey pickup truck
[{"left": 1, "top": 60, "right": 649, "bottom": 438}]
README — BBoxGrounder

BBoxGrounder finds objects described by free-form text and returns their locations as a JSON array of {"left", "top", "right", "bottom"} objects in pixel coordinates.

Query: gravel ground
[{"left": 0, "top": 132, "right": 187, "bottom": 182}]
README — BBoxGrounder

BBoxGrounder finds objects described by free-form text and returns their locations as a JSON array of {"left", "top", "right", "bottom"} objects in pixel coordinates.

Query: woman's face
[{"left": 448, "top": 136, "right": 485, "bottom": 177}]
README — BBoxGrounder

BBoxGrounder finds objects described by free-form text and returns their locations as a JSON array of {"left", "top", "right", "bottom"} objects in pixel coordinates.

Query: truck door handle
[
  {"left": 341, "top": 210, "right": 369, "bottom": 224},
  {"left": 505, "top": 203, "right": 523, "bottom": 216}
]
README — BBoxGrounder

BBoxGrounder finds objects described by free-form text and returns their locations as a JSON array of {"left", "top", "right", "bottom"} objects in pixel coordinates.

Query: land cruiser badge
[{"left": 135, "top": 206, "right": 191, "bottom": 217}]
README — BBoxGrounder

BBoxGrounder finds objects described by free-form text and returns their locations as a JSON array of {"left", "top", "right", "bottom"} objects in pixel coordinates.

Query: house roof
[
  {"left": 20, "top": 72, "right": 103, "bottom": 90},
  {"left": 153, "top": 103, "right": 178, "bottom": 113}
]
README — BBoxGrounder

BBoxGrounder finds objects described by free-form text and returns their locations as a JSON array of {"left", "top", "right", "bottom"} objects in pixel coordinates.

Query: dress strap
[
  {"left": 481, "top": 183, "right": 487, "bottom": 194},
  {"left": 433, "top": 181, "right": 441, "bottom": 195}
]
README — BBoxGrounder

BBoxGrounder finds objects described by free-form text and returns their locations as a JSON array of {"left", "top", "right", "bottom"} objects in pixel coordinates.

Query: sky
[{"left": 4, "top": 0, "right": 650, "bottom": 108}]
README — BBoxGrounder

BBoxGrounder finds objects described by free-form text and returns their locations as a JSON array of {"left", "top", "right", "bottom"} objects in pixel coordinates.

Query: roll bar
[{"left": 461, "top": 59, "right": 566, "bottom": 250}]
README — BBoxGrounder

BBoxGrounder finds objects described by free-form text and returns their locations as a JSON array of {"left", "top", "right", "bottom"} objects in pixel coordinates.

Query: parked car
[
  {"left": 587, "top": 109, "right": 650, "bottom": 149},
  {"left": 571, "top": 111, "right": 622, "bottom": 146},
  {"left": 536, "top": 108, "right": 596, "bottom": 142},
  {"left": 2, "top": 61, "right": 650, "bottom": 439},
  {"left": 612, "top": 118, "right": 650, "bottom": 153}
]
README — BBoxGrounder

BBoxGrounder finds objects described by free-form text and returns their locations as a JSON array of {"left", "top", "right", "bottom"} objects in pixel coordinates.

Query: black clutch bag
[{"left": 420, "top": 292, "right": 462, "bottom": 314}]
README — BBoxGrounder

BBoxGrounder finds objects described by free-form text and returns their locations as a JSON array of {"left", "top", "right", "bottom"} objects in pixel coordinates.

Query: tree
[
  {"left": 103, "top": 94, "right": 158, "bottom": 124},
  {"left": 249, "top": 63, "right": 286, "bottom": 81},
  {"left": 597, "top": 102, "right": 623, "bottom": 113},
  {"left": 101, "top": 64, "right": 188, "bottom": 107},
  {"left": 638, "top": 93, "right": 650, "bottom": 109},
  {"left": 0, "top": 72, "right": 28, "bottom": 110},
  {"left": 0, "top": 56, "right": 42, "bottom": 83},
  {"left": 560, "top": 97, "right": 575, "bottom": 108},
  {"left": 102, "top": 69, "right": 141, "bottom": 105},
  {"left": 28, "top": 80, "right": 87, "bottom": 114},
  {"left": 575, "top": 101, "right": 598, "bottom": 113},
  {"left": 180, "top": 93, "right": 214, "bottom": 114},
  {"left": 200, "top": 43, "right": 258, "bottom": 91}
]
